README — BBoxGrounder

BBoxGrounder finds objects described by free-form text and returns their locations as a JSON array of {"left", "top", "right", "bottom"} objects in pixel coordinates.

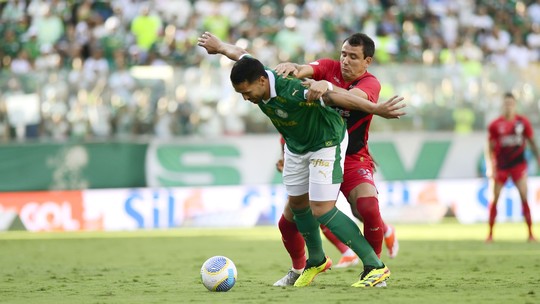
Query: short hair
[
  {"left": 230, "top": 56, "right": 268, "bottom": 85},
  {"left": 343, "top": 33, "right": 375, "bottom": 58},
  {"left": 503, "top": 92, "right": 515, "bottom": 99}
]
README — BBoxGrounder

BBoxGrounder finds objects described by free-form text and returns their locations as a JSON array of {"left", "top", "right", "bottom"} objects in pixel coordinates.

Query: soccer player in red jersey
[
  {"left": 273, "top": 33, "right": 404, "bottom": 286},
  {"left": 486, "top": 92, "right": 539, "bottom": 243},
  {"left": 199, "top": 31, "right": 398, "bottom": 288}
]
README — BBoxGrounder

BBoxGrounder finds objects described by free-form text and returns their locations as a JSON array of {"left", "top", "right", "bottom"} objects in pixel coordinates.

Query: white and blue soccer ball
[{"left": 200, "top": 256, "right": 237, "bottom": 292}]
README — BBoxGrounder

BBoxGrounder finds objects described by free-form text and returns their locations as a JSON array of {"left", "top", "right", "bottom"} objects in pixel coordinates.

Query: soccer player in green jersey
[{"left": 198, "top": 32, "right": 391, "bottom": 288}]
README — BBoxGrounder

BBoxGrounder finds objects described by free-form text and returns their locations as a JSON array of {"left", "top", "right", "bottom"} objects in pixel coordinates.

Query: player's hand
[
  {"left": 197, "top": 32, "right": 222, "bottom": 54},
  {"left": 302, "top": 79, "right": 328, "bottom": 102},
  {"left": 374, "top": 95, "right": 407, "bottom": 119},
  {"left": 276, "top": 159, "right": 284, "bottom": 173},
  {"left": 274, "top": 62, "right": 298, "bottom": 78}
]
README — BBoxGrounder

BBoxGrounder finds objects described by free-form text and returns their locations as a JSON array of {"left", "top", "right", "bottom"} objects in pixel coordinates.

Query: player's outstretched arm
[
  {"left": 197, "top": 32, "right": 248, "bottom": 61},
  {"left": 327, "top": 91, "right": 405, "bottom": 119},
  {"left": 303, "top": 79, "right": 406, "bottom": 119},
  {"left": 274, "top": 62, "right": 315, "bottom": 79}
]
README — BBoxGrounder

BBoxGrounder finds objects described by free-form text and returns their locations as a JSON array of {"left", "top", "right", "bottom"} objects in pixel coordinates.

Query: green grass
[{"left": 1, "top": 220, "right": 539, "bottom": 304}]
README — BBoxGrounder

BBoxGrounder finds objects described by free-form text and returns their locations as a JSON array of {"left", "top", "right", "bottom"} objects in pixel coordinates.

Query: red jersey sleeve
[
  {"left": 521, "top": 115, "right": 534, "bottom": 139},
  {"left": 352, "top": 75, "right": 380, "bottom": 103},
  {"left": 488, "top": 121, "right": 497, "bottom": 142},
  {"left": 309, "top": 59, "right": 339, "bottom": 82}
]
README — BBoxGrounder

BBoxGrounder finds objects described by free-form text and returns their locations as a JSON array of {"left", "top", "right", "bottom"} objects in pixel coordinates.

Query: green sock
[
  {"left": 291, "top": 207, "right": 325, "bottom": 265},
  {"left": 317, "top": 206, "right": 383, "bottom": 268}
]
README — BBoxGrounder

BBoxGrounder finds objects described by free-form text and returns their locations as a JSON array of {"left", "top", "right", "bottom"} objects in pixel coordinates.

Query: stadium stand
[{"left": 0, "top": 0, "right": 539, "bottom": 142}]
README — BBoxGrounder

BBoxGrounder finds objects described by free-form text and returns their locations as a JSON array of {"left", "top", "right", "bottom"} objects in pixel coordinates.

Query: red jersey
[
  {"left": 488, "top": 114, "right": 533, "bottom": 170},
  {"left": 310, "top": 59, "right": 381, "bottom": 160}
]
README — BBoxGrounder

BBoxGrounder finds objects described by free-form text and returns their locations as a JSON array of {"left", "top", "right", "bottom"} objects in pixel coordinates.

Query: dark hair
[
  {"left": 230, "top": 56, "right": 268, "bottom": 85},
  {"left": 343, "top": 33, "right": 375, "bottom": 58},
  {"left": 503, "top": 92, "right": 515, "bottom": 99}
]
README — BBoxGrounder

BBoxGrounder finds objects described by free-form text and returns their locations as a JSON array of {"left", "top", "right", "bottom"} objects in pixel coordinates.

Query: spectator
[
  {"left": 130, "top": 5, "right": 163, "bottom": 63},
  {"left": 108, "top": 50, "right": 136, "bottom": 107},
  {"left": 1, "top": 0, "right": 26, "bottom": 23},
  {"left": 34, "top": 44, "right": 61, "bottom": 71},
  {"left": 201, "top": 2, "right": 231, "bottom": 41},
  {"left": 31, "top": 6, "right": 64, "bottom": 47},
  {"left": 0, "top": 0, "right": 540, "bottom": 141},
  {"left": 0, "top": 28, "right": 22, "bottom": 63},
  {"left": 506, "top": 34, "right": 535, "bottom": 70},
  {"left": 82, "top": 45, "right": 109, "bottom": 85},
  {"left": 526, "top": 23, "right": 540, "bottom": 60},
  {"left": 10, "top": 49, "right": 33, "bottom": 75},
  {"left": 528, "top": 0, "right": 540, "bottom": 25}
]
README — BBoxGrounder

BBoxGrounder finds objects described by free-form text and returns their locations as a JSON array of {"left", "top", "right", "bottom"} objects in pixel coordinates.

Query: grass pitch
[{"left": 1, "top": 220, "right": 539, "bottom": 304}]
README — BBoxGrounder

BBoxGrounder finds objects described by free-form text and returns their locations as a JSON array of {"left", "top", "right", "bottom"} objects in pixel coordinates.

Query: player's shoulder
[
  {"left": 489, "top": 116, "right": 503, "bottom": 124},
  {"left": 308, "top": 58, "right": 338, "bottom": 67},
  {"left": 358, "top": 71, "right": 380, "bottom": 84},
  {"left": 516, "top": 114, "right": 531, "bottom": 122}
]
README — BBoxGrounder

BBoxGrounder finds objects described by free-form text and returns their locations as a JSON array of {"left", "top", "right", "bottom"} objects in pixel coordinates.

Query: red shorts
[
  {"left": 340, "top": 155, "right": 377, "bottom": 199},
  {"left": 494, "top": 162, "right": 527, "bottom": 184}
]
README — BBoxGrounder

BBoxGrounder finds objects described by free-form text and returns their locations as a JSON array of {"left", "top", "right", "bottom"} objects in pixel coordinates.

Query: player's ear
[{"left": 364, "top": 56, "right": 373, "bottom": 64}]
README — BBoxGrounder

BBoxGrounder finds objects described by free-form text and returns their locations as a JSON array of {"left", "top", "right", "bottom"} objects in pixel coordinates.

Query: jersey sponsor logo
[
  {"left": 515, "top": 122, "right": 524, "bottom": 134},
  {"left": 269, "top": 118, "right": 298, "bottom": 127},
  {"left": 275, "top": 109, "right": 288, "bottom": 118},
  {"left": 311, "top": 159, "right": 330, "bottom": 167},
  {"left": 334, "top": 108, "right": 351, "bottom": 118},
  {"left": 276, "top": 96, "right": 287, "bottom": 103},
  {"left": 500, "top": 135, "right": 524, "bottom": 147},
  {"left": 299, "top": 101, "right": 320, "bottom": 107},
  {"left": 357, "top": 168, "right": 374, "bottom": 181}
]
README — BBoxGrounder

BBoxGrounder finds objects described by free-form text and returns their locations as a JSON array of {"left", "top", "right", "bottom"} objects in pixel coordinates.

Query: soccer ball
[{"left": 200, "top": 256, "right": 237, "bottom": 292}]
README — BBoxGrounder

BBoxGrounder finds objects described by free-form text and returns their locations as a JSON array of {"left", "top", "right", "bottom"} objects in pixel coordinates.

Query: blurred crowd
[{"left": 1, "top": 0, "right": 540, "bottom": 142}]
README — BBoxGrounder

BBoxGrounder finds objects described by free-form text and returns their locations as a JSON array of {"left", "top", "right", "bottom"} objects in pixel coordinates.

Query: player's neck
[{"left": 503, "top": 113, "right": 515, "bottom": 120}]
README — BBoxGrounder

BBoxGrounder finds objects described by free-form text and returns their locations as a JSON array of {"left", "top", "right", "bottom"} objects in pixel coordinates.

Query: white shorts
[{"left": 283, "top": 132, "right": 348, "bottom": 202}]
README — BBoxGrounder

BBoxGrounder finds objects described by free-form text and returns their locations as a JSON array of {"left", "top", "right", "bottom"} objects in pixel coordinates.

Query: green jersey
[{"left": 259, "top": 69, "right": 346, "bottom": 154}]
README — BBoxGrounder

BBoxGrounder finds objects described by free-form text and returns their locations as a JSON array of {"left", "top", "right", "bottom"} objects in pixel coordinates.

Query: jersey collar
[{"left": 262, "top": 70, "right": 276, "bottom": 104}]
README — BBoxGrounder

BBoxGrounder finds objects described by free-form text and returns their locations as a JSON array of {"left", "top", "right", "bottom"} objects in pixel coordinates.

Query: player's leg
[
  {"left": 382, "top": 220, "right": 399, "bottom": 259},
  {"left": 281, "top": 146, "right": 327, "bottom": 286},
  {"left": 350, "top": 206, "right": 398, "bottom": 259},
  {"left": 273, "top": 201, "right": 306, "bottom": 286},
  {"left": 320, "top": 224, "right": 359, "bottom": 268},
  {"left": 306, "top": 140, "right": 389, "bottom": 287},
  {"left": 487, "top": 174, "right": 504, "bottom": 243},
  {"left": 311, "top": 192, "right": 389, "bottom": 287},
  {"left": 512, "top": 171, "right": 536, "bottom": 242},
  {"left": 341, "top": 162, "right": 390, "bottom": 258},
  {"left": 351, "top": 185, "right": 384, "bottom": 258},
  {"left": 293, "top": 140, "right": 346, "bottom": 287}
]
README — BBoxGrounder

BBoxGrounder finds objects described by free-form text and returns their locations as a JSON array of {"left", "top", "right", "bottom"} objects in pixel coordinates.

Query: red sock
[
  {"left": 488, "top": 202, "right": 497, "bottom": 236},
  {"left": 356, "top": 197, "right": 384, "bottom": 257},
  {"left": 320, "top": 224, "right": 349, "bottom": 254},
  {"left": 278, "top": 214, "right": 306, "bottom": 270},
  {"left": 522, "top": 201, "right": 533, "bottom": 237}
]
